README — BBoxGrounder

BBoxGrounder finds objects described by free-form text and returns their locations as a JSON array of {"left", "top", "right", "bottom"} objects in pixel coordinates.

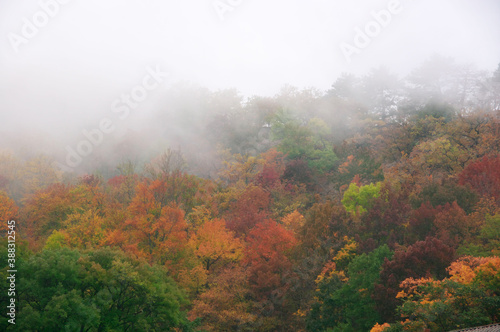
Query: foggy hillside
[{"left": 1, "top": 1, "right": 500, "bottom": 331}]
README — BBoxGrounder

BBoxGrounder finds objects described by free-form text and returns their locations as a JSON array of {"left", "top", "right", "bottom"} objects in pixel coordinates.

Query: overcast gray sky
[{"left": 1, "top": 0, "right": 499, "bottom": 144}]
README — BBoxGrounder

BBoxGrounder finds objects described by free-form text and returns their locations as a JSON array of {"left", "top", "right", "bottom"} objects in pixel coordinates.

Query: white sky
[{"left": 0, "top": 0, "right": 499, "bottom": 130}]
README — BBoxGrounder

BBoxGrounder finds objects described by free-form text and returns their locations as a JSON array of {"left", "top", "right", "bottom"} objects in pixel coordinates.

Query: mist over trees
[{"left": 0, "top": 57, "right": 500, "bottom": 331}]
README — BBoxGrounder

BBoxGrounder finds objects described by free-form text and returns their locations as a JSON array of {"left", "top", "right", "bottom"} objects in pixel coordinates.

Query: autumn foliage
[
  {"left": 3, "top": 71, "right": 500, "bottom": 331},
  {"left": 459, "top": 154, "right": 500, "bottom": 204}
]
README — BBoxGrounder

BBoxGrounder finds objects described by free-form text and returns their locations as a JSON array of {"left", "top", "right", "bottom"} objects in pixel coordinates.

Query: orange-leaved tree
[
  {"left": 244, "top": 219, "right": 298, "bottom": 319},
  {"left": 189, "top": 265, "right": 256, "bottom": 331},
  {"left": 120, "top": 179, "right": 189, "bottom": 273},
  {"left": 0, "top": 191, "right": 18, "bottom": 236},
  {"left": 188, "top": 218, "right": 243, "bottom": 272}
]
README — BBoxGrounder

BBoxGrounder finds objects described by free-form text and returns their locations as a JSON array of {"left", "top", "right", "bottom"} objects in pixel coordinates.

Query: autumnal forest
[{"left": 1, "top": 58, "right": 500, "bottom": 331}]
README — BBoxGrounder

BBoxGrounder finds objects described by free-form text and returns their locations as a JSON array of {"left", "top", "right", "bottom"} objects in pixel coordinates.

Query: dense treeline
[{"left": 1, "top": 57, "right": 500, "bottom": 331}]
